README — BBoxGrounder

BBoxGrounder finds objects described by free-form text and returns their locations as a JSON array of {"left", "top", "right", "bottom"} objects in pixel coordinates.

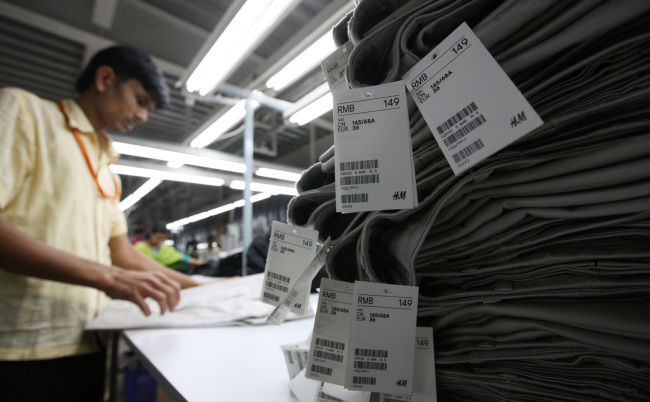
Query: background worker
[
  {"left": 0, "top": 45, "right": 200, "bottom": 401},
  {"left": 135, "top": 222, "right": 207, "bottom": 273}
]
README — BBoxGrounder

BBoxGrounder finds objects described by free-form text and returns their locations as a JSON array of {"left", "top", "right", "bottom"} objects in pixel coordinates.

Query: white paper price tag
[
  {"left": 307, "top": 278, "right": 354, "bottom": 385},
  {"left": 379, "top": 327, "right": 436, "bottom": 402},
  {"left": 322, "top": 41, "right": 353, "bottom": 93},
  {"left": 261, "top": 221, "right": 318, "bottom": 315},
  {"left": 333, "top": 81, "right": 417, "bottom": 213},
  {"left": 321, "top": 382, "right": 371, "bottom": 402},
  {"left": 266, "top": 237, "right": 332, "bottom": 326},
  {"left": 345, "top": 282, "right": 419, "bottom": 394},
  {"left": 281, "top": 342, "right": 311, "bottom": 380},
  {"left": 402, "top": 22, "right": 543, "bottom": 175}
]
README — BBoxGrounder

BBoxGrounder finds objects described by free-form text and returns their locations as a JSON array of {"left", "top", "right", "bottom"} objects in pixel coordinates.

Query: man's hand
[{"left": 102, "top": 267, "right": 181, "bottom": 316}]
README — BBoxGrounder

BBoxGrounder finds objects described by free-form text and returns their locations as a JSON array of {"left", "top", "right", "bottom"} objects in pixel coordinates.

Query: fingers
[
  {"left": 139, "top": 272, "right": 181, "bottom": 314},
  {"left": 133, "top": 291, "right": 151, "bottom": 316},
  {"left": 106, "top": 267, "right": 182, "bottom": 316}
]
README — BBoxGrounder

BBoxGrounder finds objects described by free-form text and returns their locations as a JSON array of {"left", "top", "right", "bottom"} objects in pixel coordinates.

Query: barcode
[
  {"left": 286, "top": 351, "right": 294, "bottom": 365},
  {"left": 340, "top": 159, "right": 378, "bottom": 172},
  {"left": 436, "top": 101, "right": 478, "bottom": 134},
  {"left": 353, "top": 376, "right": 376, "bottom": 385},
  {"left": 340, "top": 174, "right": 379, "bottom": 186},
  {"left": 267, "top": 271, "right": 290, "bottom": 284},
  {"left": 318, "top": 391, "right": 342, "bottom": 401},
  {"left": 313, "top": 350, "right": 343, "bottom": 362},
  {"left": 266, "top": 281, "right": 289, "bottom": 293},
  {"left": 354, "top": 348, "right": 388, "bottom": 358},
  {"left": 382, "top": 398, "right": 403, "bottom": 402},
  {"left": 265, "top": 280, "right": 288, "bottom": 293},
  {"left": 452, "top": 139, "right": 485, "bottom": 163},
  {"left": 341, "top": 193, "right": 368, "bottom": 204},
  {"left": 354, "top": 361, "right": 387, "bottom": 370},
  {"left": 315, "top": 338, "right": 345, "bottom": 351},
  {"left": 311, "top": 364, "right": 333, "bottom": 376},
  {"left": 297, "top": 352, "right": 307, "bottom": 370},
  {"left": 443, "top": 114, "right": 486, "bottom": 147},
  {"left": 263, "top": 292, "right": 280, "bottom": 302}
]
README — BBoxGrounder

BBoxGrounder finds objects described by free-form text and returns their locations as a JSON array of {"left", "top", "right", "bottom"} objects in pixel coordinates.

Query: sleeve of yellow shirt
[{"left": 0, "top": 88, "right": 36, "bottom": 210}]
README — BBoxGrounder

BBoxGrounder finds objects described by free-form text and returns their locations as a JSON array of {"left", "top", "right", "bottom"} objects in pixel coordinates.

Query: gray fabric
[{"left": 287, "top": 2, "right": 650, "bottom": 400}]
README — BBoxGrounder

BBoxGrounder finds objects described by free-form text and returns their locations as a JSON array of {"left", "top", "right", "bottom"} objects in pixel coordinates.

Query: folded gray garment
[
  {"left": 418, "top": 273, "right": 650, "bottom": 309},
  {"left": 318, "top": 144, "right": 335, "bottom": 165},
  {"left": 332, "top": 10, "right": 353, "bottom": 47},
  {"left": 348, "top": 0, "right": 504, "bottom": 87},
  {"left": 472, "top": 0, "right": 566, "bottom": 48},
  {"left": 471, "top": 360, "right": 650, "bottom": 395},
  {"left": 356, "top": 89, "right": 650, "bottom": 286},
  {"left": 420, "top": 183, "right": 650, "bottom": 254},
  {"left": 418, "top": 238, "right": 650, "bottom": 283},
  {"left": 422, "top": 301, "right": 650, "bottom": 363},
  {"left": 295, "top": 162, "right": 335, "bottom": 194},
  {"left": 428, "top": 300, "right": 650, "bottom": 342},
  {"left": 419, "top": 213, "right": 650, "bottom": 267},
  {"left": 437, "top": 360, "right": 650, "bottom": 401},
  {"left": 287, "top": 184, "right": 335, "bottom": 226},
  {"left": 492, "top": 0, "right": 605, "bottom": 60},
  {"left": 348, "top": 0, "right": 429, "bottom": 45},
  {"left": 500, "top": 0, "right": 650, "bottom": 75}
]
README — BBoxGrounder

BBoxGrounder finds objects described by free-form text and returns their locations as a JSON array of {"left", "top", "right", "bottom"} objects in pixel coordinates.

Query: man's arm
[
  {"left": 108, "top": 234, "right": 202, "bottom": 288},
  {"left": 0, "top": 217, "right": 180, "bottom": 316}
]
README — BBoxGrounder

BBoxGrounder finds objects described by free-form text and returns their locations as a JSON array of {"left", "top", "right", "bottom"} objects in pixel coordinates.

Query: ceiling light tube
[
  {"left": 265, "top": 32, "right": 337, "bottom": 91},
  {"left": 255, "top": 167, "right": 302, "bottom": 182},
  {"left": 110, "top": 165, "right": 225, "bottom": 187},
  {"left": 229, "top": 180, "right": 297, "bottom": 196},
  {"left": 288, "top": 92, "right": 333, "bottom": 126},
  {"left": 118, "top": 178, "right": 162, "bottom": 211},
  {"left": 166, "top": 192, "right": 272, "bottom": 230},
  {"left": 113, "top": 142, "right": 246, "bottom": 173},
  {"left": 185, "top": 0, "right": 298, "bottom": 96},
  {"left": 189, "top": 99, "right": 260, "bottom": 149}
]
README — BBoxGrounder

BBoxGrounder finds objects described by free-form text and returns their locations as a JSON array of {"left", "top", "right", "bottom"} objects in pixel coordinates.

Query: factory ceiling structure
[{"left": 0, "top": 0, "right": 352, "bottom": 228}]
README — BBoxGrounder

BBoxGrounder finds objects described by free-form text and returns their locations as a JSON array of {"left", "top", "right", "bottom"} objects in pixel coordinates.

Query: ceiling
[{"left": 0, "top": 0, "right": 350, "bottom": 228}]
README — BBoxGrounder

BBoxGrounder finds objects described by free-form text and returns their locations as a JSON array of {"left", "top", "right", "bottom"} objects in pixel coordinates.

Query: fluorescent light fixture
[
  {"left": 229, "top": 180, "right": 297, "bottom": 196},
  {"left": 113, "top": 142, "right": 246, "bottom": 173},
  {"left": 118, "top": 178, "right": 162, "bottom": 211},
  {"left": 185, "top": 0, "right": 297, "bottom": 95},
  {"left": 289, "top": 92, "right": 333, "bottom": 126},
  {"left": 110, "top": 165, "right": 225, "bottom": 186},
  {"left": 166, "top": 193, "right": 272, "bottom": 230},
  {"left": 167, "top": 160, "right": 185, "bottom": 168},
  {"left": 255, "top": 167, "right": 301, "bottom": 182},
  {"left": 190, "top": 99, "right": 260, "bottom": 149},
  {"left": 266, "top": 33, "right": 337, "bottom": 91}
]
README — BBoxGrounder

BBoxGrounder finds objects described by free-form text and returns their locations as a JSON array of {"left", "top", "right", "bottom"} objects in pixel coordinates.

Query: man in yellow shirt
[{"left": 0, "top": 46, "right": 199, "bottom": 401}]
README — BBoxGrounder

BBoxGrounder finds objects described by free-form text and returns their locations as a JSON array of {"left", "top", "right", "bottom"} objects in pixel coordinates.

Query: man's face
[
  {"left": 98, "top": 78, "right": 155, "bottom": 133},
  {"left": 149, "top": 232, "right": 168, "bottom": 248}
]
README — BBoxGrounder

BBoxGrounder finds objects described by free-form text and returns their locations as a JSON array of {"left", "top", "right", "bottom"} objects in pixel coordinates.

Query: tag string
[{"left": 57, "top": 101, "right": 119, "bottom": 200}]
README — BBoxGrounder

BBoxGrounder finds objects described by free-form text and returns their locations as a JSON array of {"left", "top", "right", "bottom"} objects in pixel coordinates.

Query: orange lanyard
[{"left": 57, "top": 101, "right": 119, "bottom": 200}]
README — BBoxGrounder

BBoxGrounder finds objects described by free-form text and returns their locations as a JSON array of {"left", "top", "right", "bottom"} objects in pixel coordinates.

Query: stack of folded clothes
[{"left": 288, "top": 0, "right": 650, "bottom": 400}]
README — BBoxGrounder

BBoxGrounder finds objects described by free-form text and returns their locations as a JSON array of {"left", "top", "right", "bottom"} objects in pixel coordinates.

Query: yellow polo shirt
[{"left": 0, "top": 87, "right": 127, "bottom": 360}]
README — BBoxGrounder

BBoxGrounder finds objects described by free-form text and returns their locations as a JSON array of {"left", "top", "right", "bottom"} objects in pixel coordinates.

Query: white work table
[{"left": 122, "top": 313, "right": 315, "bottom": 402}]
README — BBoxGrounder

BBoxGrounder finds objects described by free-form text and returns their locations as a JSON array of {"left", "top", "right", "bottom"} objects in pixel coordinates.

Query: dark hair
[
  {"left": 149, "top": 222, "right": 169, "bottom": 235},
  {"left": 75, "top": 46, "right": 170, "bottom": 109}
]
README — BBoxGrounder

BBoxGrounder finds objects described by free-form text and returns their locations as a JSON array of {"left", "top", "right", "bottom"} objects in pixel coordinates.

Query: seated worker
[{"left": 135, "top": 222, "right": 206, "bottom": 271}]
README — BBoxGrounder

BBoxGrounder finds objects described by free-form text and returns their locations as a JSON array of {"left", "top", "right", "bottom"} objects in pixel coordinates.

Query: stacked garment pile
[{"left": 288, "top": 0, "right": 650, "bottom": 400}]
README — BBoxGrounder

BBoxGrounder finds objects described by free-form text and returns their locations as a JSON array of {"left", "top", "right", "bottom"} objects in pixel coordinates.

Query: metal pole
[{"left": 242, "top": 98, "right": 254, "bottom": 276}]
